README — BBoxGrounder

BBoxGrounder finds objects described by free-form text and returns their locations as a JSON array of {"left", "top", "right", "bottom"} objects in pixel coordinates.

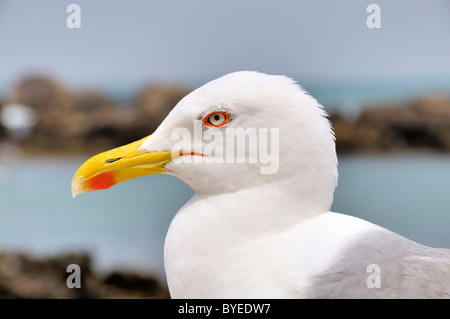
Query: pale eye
[{"left": 204, "top": 111, "right": 229, "bottom": 127}]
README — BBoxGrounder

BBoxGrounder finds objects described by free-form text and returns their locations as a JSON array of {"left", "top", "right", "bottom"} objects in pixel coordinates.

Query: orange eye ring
[{"left": 204, "top": 111, "right": 229, "bottom": 127}]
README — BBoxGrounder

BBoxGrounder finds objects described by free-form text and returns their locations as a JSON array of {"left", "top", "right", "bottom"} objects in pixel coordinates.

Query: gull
[{"left": 72, "top": 71, "right": 450, "bottom": 298}]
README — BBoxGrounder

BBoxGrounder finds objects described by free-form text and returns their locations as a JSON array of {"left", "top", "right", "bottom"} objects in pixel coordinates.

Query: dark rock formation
[
  {"left": 331, "top": 94, "right": 450, "bottom": 153},
  {"left": 2, "top": 75, "right": 450, "bottom": 154},
  {"left": 1, "top": 76, "right": 190, "bottom": 154},
  {"left": 0, "top": 101, "right": 7, "bottom": 139},
  {"left": 134, "top": 84, "right": 190, "bottom": 133},
  {"left": 0, "top": 252, "right": 169, "bottom": 299}
]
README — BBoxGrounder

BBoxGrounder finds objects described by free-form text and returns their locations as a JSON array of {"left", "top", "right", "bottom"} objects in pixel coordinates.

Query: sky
[{"left": 0, "top": 0, "right": 449, "bottom": 93}]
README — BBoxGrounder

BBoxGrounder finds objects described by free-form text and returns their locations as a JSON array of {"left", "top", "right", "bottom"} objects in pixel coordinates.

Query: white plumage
[{"left": 138, "top": 71, "right": 450, "bottom": 298}]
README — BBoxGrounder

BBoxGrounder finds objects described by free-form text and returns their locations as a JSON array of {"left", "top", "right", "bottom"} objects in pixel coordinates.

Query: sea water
[{"left": 0, "top": 154, "right": 449, "bottom": 280}]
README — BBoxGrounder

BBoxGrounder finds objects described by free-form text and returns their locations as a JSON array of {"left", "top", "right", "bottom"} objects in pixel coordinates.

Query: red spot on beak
[
  {"left": 180, "top": 152, "right": 205, "bottom": 157},
  {"left": 87, "top": 171, "right": 116, "bottom": 191}
]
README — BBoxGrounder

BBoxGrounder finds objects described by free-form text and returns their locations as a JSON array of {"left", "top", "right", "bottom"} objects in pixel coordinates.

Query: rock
[
  {"left": 331, "top": 94, "right": 450, "bottom": 153},
  {"left": 103, "top": 271, "right": 163, "bottom": 298},
  {"left": 4, "top": 75, "right": 450, "bottom": 155},
  {"left": 0, "top": 101, "right": 7, "bottom": 139},
  {"left": 73, "top": 90, "right": 129, "bottom": 153},
  {"left": 7, "top": 76, "right": 80, "bottom": 151},
  {"left": 134, "top": 84, "right": 190, "bottom": 133},
  {"left": 0, "top": 252, "right": 169, "bottom": 299},
  {"left": 7, "top": 77, "right": 191, "bottom": 154},
  {"left": 12, "top": 76, "right": 76, "bottom": 136}
]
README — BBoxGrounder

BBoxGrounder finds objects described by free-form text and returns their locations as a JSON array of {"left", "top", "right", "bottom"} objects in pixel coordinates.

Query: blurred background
[{"left": 0, "top": 0, "right": 449, "bottom": 298}]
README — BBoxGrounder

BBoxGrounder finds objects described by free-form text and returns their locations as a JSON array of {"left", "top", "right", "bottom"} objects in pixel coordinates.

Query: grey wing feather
[
  {"left": 400, "top": 254, "right": 450, "bottom": 298},
  {"left": 305, "top": 229, "right": 450, "bottom": 298}
]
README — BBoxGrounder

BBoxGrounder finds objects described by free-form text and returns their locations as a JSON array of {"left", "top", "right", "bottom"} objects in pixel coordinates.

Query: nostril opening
[{"left": 106, "top": 158, "right": 122, "bottom": 164}]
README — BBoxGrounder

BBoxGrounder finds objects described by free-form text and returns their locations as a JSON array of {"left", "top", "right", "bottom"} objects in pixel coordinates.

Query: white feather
[{"left": 140, "top": 71, "right": 450, "bottom": 298}]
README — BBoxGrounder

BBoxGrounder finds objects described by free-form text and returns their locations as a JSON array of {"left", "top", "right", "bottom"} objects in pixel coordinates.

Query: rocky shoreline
[
  {"left": 0, "top": 252, "right": 169, "bottom": 299},
  {"left": 1, "top": 76, "right": 450, "bottom": 299},
  {"left": 331, "top": 94, "right": 450, "bottom": 153},
  {"left": 0, "top": 76, "right": 190, "bottom": 155},
  {"left": 1, "top": 76, "right": 450, "bottom": 155}
]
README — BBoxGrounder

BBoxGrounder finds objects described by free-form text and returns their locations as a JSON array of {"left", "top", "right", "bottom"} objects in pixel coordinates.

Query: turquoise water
[
  {"left": 0, "top": 154, "right": 449, "bottom": 280},
  {"left": 0, "top": 156, "right": 194, "bottom": 280}
]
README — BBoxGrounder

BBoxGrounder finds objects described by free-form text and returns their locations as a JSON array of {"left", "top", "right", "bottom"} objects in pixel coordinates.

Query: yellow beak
[{"left": 71, "top": 136, "right": 172, "bottom": 198}]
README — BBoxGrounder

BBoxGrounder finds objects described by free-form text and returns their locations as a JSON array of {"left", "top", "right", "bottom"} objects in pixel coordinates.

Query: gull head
[{"left": 72, "top": 71, "right": 337, "bottom": 210}]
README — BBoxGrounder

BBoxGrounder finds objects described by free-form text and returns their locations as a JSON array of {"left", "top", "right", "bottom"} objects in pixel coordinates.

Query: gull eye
[{"left": 204, "top": 111, "right": 229, "bottom": 127}]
